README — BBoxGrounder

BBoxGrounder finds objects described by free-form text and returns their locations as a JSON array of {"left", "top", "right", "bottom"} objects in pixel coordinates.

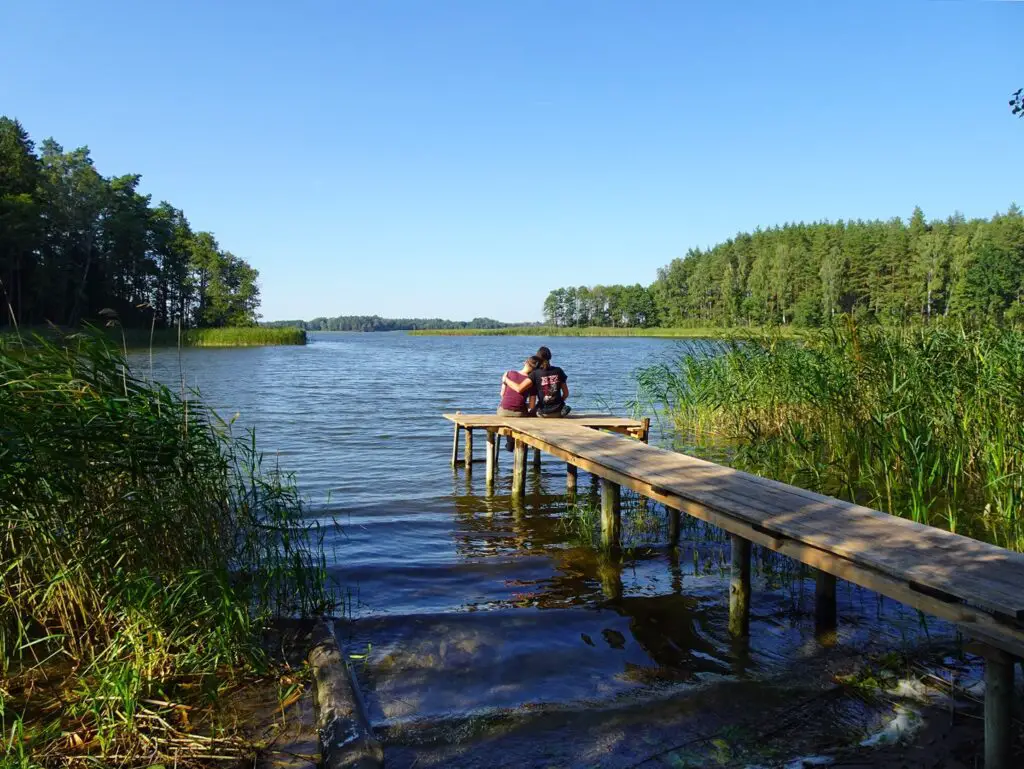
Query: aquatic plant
[
  {"left": 409, "top": 325, "right": 800, "bottom": 339},
  {"left": 638, "top": 321, "right": 1024, "bottom": 549},
  {"left": 0, "top": 330, "right": 332, "bottom": 765}
]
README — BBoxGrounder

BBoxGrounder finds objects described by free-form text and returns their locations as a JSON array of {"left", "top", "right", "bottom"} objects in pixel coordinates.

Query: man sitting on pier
[{"left": 529, "top": 346, "right": 571, "bottom": 418}]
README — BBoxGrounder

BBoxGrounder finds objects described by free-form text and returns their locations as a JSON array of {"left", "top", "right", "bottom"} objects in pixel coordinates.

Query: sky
[{"left": 1, "top": 2, "right": 1021, "bottom": 323}]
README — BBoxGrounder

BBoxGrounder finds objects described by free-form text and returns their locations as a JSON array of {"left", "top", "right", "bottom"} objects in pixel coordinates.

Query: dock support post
[
  {"left": 984, "top": 648, "right": 1014, "bottom": 769},
  {"left": 667, "top": 507, "right": 681, "bottom": 547},
  {"left": 450, "top": 424, "right": 460, "bottom": 467},
  {"left": 532, "top": 447, "right": 541, "bottom": 469},
  {"left": 729, "top": 535, "right": 751, "bottom": 638},
  {"left": 464, "top": 428, "right": 473, "bottom": 471},
  {"left": 512, "top": 440, "right": 527, "bottom": 497},
  {"left": 601, "top": 478, "right": 621, "bottom": 549},
  {"left": 566, "top": 463, "right": 577, "bottom": 495},
  {"left": 485, "top": 430, "right": 496, "bottom": 488},
  {"left": 641, "top": 417, "right": 650, "bottom": 444},
  {"left": 815, "top": 569, "right": 837, "bottom": 643}
]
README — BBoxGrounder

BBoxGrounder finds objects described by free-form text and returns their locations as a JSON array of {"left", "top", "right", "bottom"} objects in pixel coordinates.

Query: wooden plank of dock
[
  {"left": 444, "top": 413, "right": 1024, "bottom": 766},
  {"left": 512, "top": 420, "right": 1024, "bottom": 618}
]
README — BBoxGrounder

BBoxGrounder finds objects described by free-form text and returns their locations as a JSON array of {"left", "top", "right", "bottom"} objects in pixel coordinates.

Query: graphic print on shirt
[{"left": 540, "top": 373, "right": 560, "bottom": 402}]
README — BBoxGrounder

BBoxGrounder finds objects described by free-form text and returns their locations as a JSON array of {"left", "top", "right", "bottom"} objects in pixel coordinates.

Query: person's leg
[{"left": 497, "top": 408, "right": 526, "bottom": 450}]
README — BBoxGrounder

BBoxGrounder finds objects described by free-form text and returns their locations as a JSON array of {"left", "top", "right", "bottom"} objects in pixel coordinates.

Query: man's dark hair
[{"left": 536, "top": 346, "right": 552, "bottom": 364}]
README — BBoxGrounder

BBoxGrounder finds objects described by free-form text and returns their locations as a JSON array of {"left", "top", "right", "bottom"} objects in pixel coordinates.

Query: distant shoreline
[{"left": 406, "top": 325, "right": 799, "bottom": 339}]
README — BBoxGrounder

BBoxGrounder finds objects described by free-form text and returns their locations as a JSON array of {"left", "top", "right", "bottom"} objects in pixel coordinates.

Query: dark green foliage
[
  {"left": 547, "top": 206, "right": 1024, "bottom": 329},
  {"left": 0, "top": 331, "right": 331, "bottom": 763},
  {"left": 638, "top": 323, "right": 1024, "bottom": 549},
  {"left": 1011, "top": 88, "right": 1023, "bottom": 118},
  {"left": 0, "top": 116, "right": 261, "bottom": 330}
]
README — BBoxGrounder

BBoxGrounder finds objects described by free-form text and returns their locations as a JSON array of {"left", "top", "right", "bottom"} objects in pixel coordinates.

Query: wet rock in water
[
  {"left": 602, "top": 628, "right": 626, "bottom": 649},
  {"left": 581, "top": 633, "right": 596, "bottom": 647}
]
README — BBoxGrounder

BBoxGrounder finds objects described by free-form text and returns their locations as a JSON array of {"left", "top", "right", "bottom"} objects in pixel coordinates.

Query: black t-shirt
[{"left": 529, "top": 366, "right": 567, "bottom": 411}]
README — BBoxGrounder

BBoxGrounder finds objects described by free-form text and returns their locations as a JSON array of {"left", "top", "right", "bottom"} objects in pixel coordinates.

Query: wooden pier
[{"left": 445, "top": 413, "right": 1024, "bottom": 768}]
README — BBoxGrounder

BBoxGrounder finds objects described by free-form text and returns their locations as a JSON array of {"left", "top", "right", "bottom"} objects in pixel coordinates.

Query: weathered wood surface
[
  {"left": 445, "top": 413, "right": 648, "bottom": 429},
  {"left": 508, "top": 420, "right": 1024, "bottom": 620},
  {"left": 454, "top": 417, "right": 1024, "bottom": 658},
  {"left": 444, "top": 413, "right": 648, "bottom": 433}
]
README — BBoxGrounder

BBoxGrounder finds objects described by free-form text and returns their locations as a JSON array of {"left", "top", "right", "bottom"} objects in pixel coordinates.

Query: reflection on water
[{"left": 132, "top": 332, "right": 956, "bottom": 767}]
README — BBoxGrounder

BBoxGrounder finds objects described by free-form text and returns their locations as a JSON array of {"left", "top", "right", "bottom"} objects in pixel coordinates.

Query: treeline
[
  {"left": 544, "top": 206, "right": 1024, "bottom": 328},
  {"left": 265, "top": 315, "right": 539, "bottom": 332},
  {"left": 543, "top": 284, "right": 659, "bottom": 328},
  {"left": 0, "top": 116, "right": 261, "bottom": 329}
]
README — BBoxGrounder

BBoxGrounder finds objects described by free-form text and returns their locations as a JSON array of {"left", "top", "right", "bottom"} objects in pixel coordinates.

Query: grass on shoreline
[
  {"left": 2, "top": 325, "right": 307, "bottom": 349},
  {"left": 1, "top": 330, "right": 331, "bottom": 767},
  {"left": 408, "top": 325, "right": 800, "bottom": 339},
  {"left": 117, "top": 326, "right": 307, "bottom": 347}
]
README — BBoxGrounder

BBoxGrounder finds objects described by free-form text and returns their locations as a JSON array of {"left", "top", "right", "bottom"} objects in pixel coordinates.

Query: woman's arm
[{"left": 502, "top": 374, "right": 533, "bottom": 394}]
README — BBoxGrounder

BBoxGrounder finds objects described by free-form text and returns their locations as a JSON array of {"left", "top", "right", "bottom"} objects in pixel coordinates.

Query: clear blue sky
[{"left": 2, "top": 1, "right": 1021, "bottom": 322}]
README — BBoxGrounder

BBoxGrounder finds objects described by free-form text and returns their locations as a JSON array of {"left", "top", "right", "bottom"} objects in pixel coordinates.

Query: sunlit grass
[
  {"left": 121, "top": 326, "right": 307, "bottom": 347},
  {"left": 638, "top": 321, "right": 1024, "bottom": 550}
]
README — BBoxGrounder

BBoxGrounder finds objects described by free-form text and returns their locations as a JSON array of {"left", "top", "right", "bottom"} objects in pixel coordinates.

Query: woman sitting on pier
[{"left": 498, "top": 355, "right": 541, "bottom": 449}]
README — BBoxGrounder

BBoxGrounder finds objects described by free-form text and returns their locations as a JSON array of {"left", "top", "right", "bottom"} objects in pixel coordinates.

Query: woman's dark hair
[
  {"left": 526, "top": 355, "right": 542, "bottom": 369},
  {"left": 536, "top": 346, "right": 552, "bottom": 368}
]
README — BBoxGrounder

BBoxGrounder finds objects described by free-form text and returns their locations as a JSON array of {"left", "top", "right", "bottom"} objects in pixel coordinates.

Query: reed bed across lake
[{"left": 409, "top": 325, "right": 801, "bottom": 339}]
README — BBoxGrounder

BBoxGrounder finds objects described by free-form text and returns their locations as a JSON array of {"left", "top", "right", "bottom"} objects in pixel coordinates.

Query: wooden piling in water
[
  {"left": 566, "top": 463, "right": 578, "bottom": 495},
  {"left": 984, "top": 648, "right": 1015, "bottom": 769},
  {"left": 729, "top": 535, "right": 751, "bottom": 637},
  {"left": 450, "top": 424, "right": 460, "bottom": 467},
  {"left": 512, "top": 440, "right": 527, "bottom": 497},
  {"left": 667, "top": 506, "right": 681, "bottom": 547},
  {"left": 601, "top": 478, "right": 621, "bottom": 549},
  {"left": 464, "top": 428, "right": 473, "bottom": 471},
  {"left": 533, "top": 447, "right": 541, "bottom": 469},
  {"left": 815, "top": 569, "right": 837, "bottom": 643},
  {"left": 485, "top": 431, "right": 496, "bottom": 487}
]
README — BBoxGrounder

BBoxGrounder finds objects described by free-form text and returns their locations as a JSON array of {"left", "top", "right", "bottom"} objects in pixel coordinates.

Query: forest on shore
[
  {"left": 0, "top": 116, "right": 261, "bottom": 330},
  {"left": 543, "top": 206, "right": 1024, "bottom": 329},
  {"left": 264, "top": 315, "right": 540, "bottom": 332}
]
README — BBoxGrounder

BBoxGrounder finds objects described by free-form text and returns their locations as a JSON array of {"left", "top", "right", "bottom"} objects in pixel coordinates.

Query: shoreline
[{"left": 406, "top": 325, "right": 800, "bottom": 339}]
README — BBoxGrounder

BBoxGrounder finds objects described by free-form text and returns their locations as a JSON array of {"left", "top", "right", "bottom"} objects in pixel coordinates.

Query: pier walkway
[{"left": 444, "top": 412, "right": 1024, "bottom": 768}]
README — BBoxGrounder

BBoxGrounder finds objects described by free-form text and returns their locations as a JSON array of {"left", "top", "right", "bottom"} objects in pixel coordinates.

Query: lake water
[{"left": 133, "top": 332, "right": 960, "bottom": 767}]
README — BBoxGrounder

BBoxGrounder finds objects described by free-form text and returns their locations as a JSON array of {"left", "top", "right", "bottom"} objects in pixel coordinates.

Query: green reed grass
[
  {"left": 409, "top": 325, "right": 801, "bottom": 339},
  {"left": 2, "top": 326, "right": 307, "bottom": 349},
  {"left": 120, "top": 326, "right": 307, "bottom": 347},
  {"left": 0, "top": 330, "right": 331, "bottom": 766},
  {"left": 638, "top": 321, "right": 1024, "bottom": 550}
]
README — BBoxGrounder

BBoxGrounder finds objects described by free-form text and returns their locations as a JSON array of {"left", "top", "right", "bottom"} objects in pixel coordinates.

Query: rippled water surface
[{"left": 134, "top": 332, "right": 954, "bottom": 767}]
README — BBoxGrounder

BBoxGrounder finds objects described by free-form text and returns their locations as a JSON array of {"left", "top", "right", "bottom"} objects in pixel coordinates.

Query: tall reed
[
  {"left": 0, "top": 330, "right": 331, "bottom": 765},
  {"left": 638, "top": 322, "right": 1024, "bottom": 549}
]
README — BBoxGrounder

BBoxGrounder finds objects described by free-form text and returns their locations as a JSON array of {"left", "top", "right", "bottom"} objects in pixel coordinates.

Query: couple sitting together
[{"left": 497, "top": 345, "right": 571, "bottom": 420}]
